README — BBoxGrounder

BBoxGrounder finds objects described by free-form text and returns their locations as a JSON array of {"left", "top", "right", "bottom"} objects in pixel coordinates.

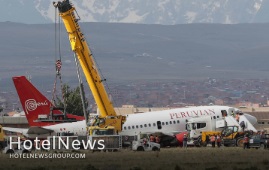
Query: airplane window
[
  {"left": 217, "top": 116, "right": 219, "bottom": 118},
  {"left": 213, "top": 116, "right": 216, "bottom": 119},
  {"left": 170, "top": 121, "right": 172, "bottom": 124},
  {"left": 136, "top": 125, "right": 139, "bottom": 129},
  {"left": 173, "top": 121, "right": 176, "bottom": 124},
  {"left": 162, "top": 122, "right": 165, "bottom": 125},
  {"left": 153, "top": 123, "right": 156, "bottom": 126},
  {"left": 140, "top": 125, "right": 143, "bottom": 128},
  {"left": 132, "top": 126, "right": 135, "bottom": 129},
  {"left": 177, "top": 120, "right": 180, "bottom": 124},
  {"left": 124, "top": 127, "right": 126, "bottom": 130},
  {"left": 144, "top": 124, "right": 147, "bottom": 127},
  {"left": 148, "top": 124, "right": 151, "bottom": 127},
  {"left": 128, "top": 126, "right": 131, "bottom": 130},
  {"left": 166, "top": 122, "right": 168, "bottom": 125}
]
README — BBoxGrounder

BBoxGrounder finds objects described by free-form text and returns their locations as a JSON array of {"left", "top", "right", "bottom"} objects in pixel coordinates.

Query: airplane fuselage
[{"left": 19, "top": 105, "right": 257, "bottom": 138}]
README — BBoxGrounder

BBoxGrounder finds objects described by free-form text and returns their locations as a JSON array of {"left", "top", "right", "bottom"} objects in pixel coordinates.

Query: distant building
[{"left": 214, "top": 99, "right": 224, "bottom": 105}]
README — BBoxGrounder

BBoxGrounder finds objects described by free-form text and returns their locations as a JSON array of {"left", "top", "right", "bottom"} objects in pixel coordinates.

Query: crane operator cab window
[{"left": 222, "top": 126, "right": 238, "bottom": 137}]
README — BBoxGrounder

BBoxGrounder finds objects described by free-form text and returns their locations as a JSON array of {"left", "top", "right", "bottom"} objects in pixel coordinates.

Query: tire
[
  {"left": 22, "top": 150, "right": 29, "bottom": 154},
  {"left": 202, "top": 141, "right": 208, "bottom": 147},
  {"left": 6, "top": 149, "right": 14, "bottom": 154},
  {"left": 197, "top": 136, "right": 202, "bottom": 147},
  {"left": 137, "top": 146, "right": 144, "bottom": 151},
  {"left": 236, "top": 138, "right": 244, "bottom": 147},
  {"left": 152, "top": 147, "right": 159, "bottom": 151},
  {"left": 260, "top": 144, "right": 265, "bottom": 149}
]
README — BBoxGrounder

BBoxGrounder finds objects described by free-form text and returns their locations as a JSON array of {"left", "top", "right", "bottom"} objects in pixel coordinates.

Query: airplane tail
[{"left": 13, "top": 76, "right": 84, "bottom": 127}]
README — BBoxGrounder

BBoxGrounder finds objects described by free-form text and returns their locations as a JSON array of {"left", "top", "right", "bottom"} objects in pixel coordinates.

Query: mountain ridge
[{"left": 1, "top": 0, "right": 269, "bottom": 24}]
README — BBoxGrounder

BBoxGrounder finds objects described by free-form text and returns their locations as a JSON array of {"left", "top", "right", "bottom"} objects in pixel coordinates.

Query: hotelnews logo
[{"left": 7, "top": 136, "right": 106, "bottom": 159}]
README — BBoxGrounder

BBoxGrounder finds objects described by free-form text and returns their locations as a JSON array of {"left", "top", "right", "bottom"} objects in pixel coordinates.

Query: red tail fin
[{"left": 13, "top": 76, "right": 84, "bottom": 127}]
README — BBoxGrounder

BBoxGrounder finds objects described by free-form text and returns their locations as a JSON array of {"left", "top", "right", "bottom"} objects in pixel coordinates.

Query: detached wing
[{"left": 3, "top": 127, "right": 26, "bottom": 134}]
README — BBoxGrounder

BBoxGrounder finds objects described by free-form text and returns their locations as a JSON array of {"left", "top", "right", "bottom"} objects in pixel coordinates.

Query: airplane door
[{"left": 157, "top": 121, "right": 162, "bottom": 129}]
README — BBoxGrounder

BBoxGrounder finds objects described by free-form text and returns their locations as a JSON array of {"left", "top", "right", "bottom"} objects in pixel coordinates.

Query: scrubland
[{"left": 0, "top": 147, "right": 269, "bottom": 170}]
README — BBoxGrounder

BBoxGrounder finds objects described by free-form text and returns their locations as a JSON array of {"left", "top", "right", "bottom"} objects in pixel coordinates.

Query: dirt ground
[{"left": 0, "top": 147, "right": 269, "bottom": 170}]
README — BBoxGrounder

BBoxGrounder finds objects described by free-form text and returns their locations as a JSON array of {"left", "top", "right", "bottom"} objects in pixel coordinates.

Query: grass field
[{"left": 0, "top": 147, "right": 269, "bottom": 170}]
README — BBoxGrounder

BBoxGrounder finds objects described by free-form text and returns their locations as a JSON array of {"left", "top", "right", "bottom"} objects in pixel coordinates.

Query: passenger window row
[
  {"left": 211, "top": 116, "right": 220, "bottom": 119},
  {"left": 123, "top": 120, "right": 180, "bottom": 130}
]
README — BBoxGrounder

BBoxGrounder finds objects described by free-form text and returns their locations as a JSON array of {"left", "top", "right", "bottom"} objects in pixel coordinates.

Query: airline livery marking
[
  {"left": 25, "top": 99, "right": 48, "bottom": 115},
  {"left": 169, "top": 109, "right": 216, "bottom": 119}
]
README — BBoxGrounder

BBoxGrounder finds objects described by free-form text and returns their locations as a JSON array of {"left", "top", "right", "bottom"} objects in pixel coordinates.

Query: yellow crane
[{"left": 53, "top": 0, "right": 126, "bottom": 133}]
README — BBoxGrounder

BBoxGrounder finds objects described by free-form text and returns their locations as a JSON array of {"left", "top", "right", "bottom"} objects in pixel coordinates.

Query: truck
[
  {"left": 53, "top": 0, "right": 126, "bottom": 136},
  {"left": 220, "top": 125, "right": 252, "bottom": 147},
  {"left": 2, "top": 136, "right": 31, "bottom": 154},
  {"left": 187, "top": 113, "right": 257, "bottom": 146},
  {"left": 248, "top": 133, "right": 269, "bottom": 149},
  {"left": 193, "top": 125, "right": 253, "bottom": 147},
  {"left": 132, "top": 133, "right": 160, "bottom": 151},
  {"left": 3, "top": 141, "right": 31, "bottom": 154}
]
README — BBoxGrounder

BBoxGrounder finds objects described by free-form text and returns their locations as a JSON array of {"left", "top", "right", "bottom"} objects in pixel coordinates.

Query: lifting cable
[
  {"left": 50, "top": 7, "right": 67, "bottom": 118},
  {"left": 71, "top": 10, "right": 88, "bottom": 123},
  {"left": 91, "top": 50, "right": 122, "bottom": 116}
]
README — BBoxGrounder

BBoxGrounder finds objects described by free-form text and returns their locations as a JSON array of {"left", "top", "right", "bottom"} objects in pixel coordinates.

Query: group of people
[
  {"left": 149, "top": 134, "right": 160, "bottom": 143},
  {"left": 209, "top": 134, "right": 222, "bottom": 147}
]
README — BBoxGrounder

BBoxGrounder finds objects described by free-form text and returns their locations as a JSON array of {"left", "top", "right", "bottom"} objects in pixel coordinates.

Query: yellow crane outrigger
[{"left": 53, "top": 0, "right": 126, "bottom": 134}]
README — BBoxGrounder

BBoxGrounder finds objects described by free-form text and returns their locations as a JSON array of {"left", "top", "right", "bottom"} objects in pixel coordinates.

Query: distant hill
[{"left": 0, "top": 22, "right": 269, "bottom": 92}]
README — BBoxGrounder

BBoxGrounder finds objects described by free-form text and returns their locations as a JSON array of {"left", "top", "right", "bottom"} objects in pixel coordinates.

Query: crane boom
[{"left": 53, "top": 0, "right": 125, "bottom": 132}]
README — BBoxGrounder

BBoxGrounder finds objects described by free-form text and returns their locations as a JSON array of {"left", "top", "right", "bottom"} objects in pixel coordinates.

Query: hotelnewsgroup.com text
[{"left": 10, "top": 153, "right": 86, "bottom": 159}]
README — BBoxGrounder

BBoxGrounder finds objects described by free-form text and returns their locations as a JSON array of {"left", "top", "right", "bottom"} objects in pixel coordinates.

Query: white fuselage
[{"left": 16, "top": 105, "right": 257, "bottom": 138}]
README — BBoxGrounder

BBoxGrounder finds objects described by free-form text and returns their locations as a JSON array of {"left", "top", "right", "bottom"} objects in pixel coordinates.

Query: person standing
[
  {"left": 216, "top": 135, "right": 221, "bottom": 147},
  {"left": 183, "top": 134, "right": 188, "bottom": 148},
  {"left": 243, "top": 135, "right": 249, "bottom": 149},
  {"left": 235, "top": 112, "right": 240, "bottom": 122},
  {"left": 210, "top": 135, "right": 216, "bottom": 147},
  {"left": 155, "top": 136, "right": 160, "bottom": 143},
  {"left": 150, "top": 134, "right": 155, "bottom": 142}
]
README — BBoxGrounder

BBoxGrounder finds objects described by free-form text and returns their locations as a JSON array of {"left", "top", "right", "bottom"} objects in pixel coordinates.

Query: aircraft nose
[{"left": 244, "top": 113, "right": 257, "bottom": 125}]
